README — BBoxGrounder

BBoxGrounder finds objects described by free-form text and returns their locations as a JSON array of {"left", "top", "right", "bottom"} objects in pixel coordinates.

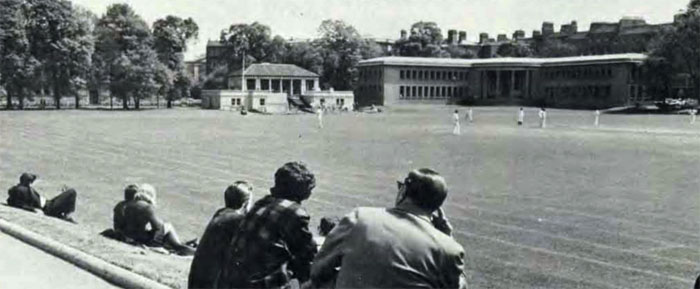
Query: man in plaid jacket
[{"left": 218, "top": 162, "right": 318, "bottom": 289}]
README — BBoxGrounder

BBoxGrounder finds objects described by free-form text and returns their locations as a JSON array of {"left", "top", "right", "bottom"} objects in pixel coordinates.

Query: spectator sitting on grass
[
  {"left": 218, "top": 161, "right": 318, "bottom": 289},
  {"left": 7, "top": 173, "right": 78, "bottom": 223},
  {"left": 188, "top": 181, "right": 253, "bottom": 289},
  {"left": 113, "top": 184, "right": 140, "bottom": 234},
  {"left": 310, "top": 168, "right": 466, "bottom": 289},
  {"left": 113, "top": 183, "right": 196, "bottom": 256}
]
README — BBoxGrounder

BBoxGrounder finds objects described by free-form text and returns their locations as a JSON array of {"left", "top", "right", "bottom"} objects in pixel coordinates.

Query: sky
[{"left": 71, "top": 0, "right": 691, "bottom": 61}]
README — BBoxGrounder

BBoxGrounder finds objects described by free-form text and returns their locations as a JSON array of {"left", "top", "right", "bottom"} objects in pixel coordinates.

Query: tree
[
  {"left": 26, "top": 0, "right": 94, "bottom": 109},
  {"left": 0, "top": 0, "right": 41, "bottom": 110},
  {"left": 94, "top": 3, "right": 158, "bottom": 109},
  {"left": 445, "top": 45, "right": 476, "bottom": 59},
  {"left": 496, "top": 42, "right": 533, "bottom": 57},
  {"left": 315, "top": 19, "right": 369, "bottom": 90},
  {"left": 648, "top": 9, "right": 700, "bottom": 99},
  {"left": 152, "top": 15, "right": 198, "bottom": 108},
  {"left": 395, "top": 21, "right": 445, "bottom": 57},
  {"left": 283, "top": 41, "right": 323, "bottom": 75},
  {"left": 536, "top": 39, "right": 579, "bottom": 57},
  {"left": 220, "top": 22, "right": 277, "bottom": 71}
]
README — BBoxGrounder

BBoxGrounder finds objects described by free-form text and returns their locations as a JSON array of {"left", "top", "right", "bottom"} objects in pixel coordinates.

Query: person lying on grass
[
  {"left": 112, "top": 183, "right": 196, "bottom": 256},
  {"left": 188, "top": 181, "right": 253, "bottom": 289},
  {"left": 7, "top": 173, "right": 77, "bottom": 223}
]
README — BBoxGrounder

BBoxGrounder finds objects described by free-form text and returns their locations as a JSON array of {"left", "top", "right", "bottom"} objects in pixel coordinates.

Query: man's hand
[{"left": 431, "top": 208, "right": 453, "bottom": 236}]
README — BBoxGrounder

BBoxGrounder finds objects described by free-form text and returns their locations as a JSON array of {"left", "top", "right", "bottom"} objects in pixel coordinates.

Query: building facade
[
  {"left": 202, "top": 63, "right": 354, "bottom": 113},
  {"left": 356, "top": 53, "right": 648, "bottom": 109}
]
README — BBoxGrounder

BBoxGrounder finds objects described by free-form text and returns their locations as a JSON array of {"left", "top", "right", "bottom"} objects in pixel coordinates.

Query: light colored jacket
[{"left": 311, "top": 207, "right": 468, "bottom": 289}]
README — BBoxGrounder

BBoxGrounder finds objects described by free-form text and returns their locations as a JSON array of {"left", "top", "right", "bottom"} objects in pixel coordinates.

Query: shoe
[
  {"left": 185, "top": 238, "right": 199, "bottom": 248},
  {"left": 61, "top": 215, "right": 78, "bottom": 224}
]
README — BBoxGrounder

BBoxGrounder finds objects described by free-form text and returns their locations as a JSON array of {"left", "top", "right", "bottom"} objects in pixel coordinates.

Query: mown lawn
[{"left": 1, "top": 106, "right": 699, "bottom": 288}]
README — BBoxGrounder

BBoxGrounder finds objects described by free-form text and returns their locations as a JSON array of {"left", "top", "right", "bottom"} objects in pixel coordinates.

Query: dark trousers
[{"left": 43, "top": 189, "right": 77, "bottom": 218}]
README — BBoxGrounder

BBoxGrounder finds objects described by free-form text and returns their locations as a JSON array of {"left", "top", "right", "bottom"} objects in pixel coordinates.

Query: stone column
[
  {"left": 255, "top": 78, "right": 261, "bottom": 91},
  {"left": 314, "top": 79, "right": 320, "bottom": 91},
  {"left": 290, "top": 78, "right": 294, "bottom": 96},
  {"left": 510, "top": 70, "right": 516, "bottom": 98},
  {"left": 524, "top": 71, "right": 530, "bottom": 99},
  {"left": 301, "top": 79, "right": 306, "bottom": 94},
  {"left": 495, "top": 70, "right": 501, "bottom": 97},
  {"left": 241, "top": 77, "right": 247, "bottom": 91},
  {"left": 267, "top": 79, "right": 272, "bottom": 92},
  {"left": 279, "top": 78, "right": 283, "bottom": 93}
]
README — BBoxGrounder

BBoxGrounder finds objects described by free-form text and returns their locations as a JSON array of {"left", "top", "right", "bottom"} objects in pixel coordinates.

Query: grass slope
[{"left": 0, "top": 106, "right": 699, "bottom": 288}]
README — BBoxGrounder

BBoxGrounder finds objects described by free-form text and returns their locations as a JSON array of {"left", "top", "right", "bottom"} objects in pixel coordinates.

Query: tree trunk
[
  {"left": 54, "top": 82, "right": 61, "bottom": 109},
  {"left": 18, "top": 92, "right": 24, "bottom": 110},
  {"left": 135, "top": 97, "right": 140, "bottom": 110},
  {"left": 5, "top": 89, "right": 12, "bottom": 110},
  {"left": 110, "top": 95, "right": 113, "bottom": 110},
  {"left": 75, "top": 95, "right": 80, "bottom": 109},
  {"left": 156, "top": 94, "right": 159, "bottom": 109},
  {"left": 122, "top": 96, "right": 128, "bottom": 110},
  {"left": 167, "top": 99, "right": 172, "bottom": 108}
]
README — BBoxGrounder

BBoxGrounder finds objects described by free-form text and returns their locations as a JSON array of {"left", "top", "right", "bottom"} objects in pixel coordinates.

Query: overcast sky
[{"left": 71, "top": 0, "right": 690, "bottom": 60}]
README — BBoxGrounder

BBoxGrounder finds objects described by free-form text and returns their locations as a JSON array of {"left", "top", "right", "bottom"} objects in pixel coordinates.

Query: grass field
[{"left": 1, "top": 106, "right": 699, "bottom": 288}]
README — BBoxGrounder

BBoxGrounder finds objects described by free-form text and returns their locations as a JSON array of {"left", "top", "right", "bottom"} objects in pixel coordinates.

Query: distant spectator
[
  {"left": 594, "top": 110, "right": 601, "bottom": 127},
  {"left": 112, "top": 183, "right": 196, "bottom": 256},
  {"left": 7, "top": 173, "right": 77, "bottom": 223},
  {"left": 188, "top": 181, "right": 254, "bottom": 289},
  {"left": 690, "top": 109, "right": 697, "bottom": 124},
  {"left": 218, "top": 162, "right": 318, "bottom": 289},
  {"left": 467, "top": 107, "right": 473, "bottom": 123},
  {"left": 310, "top": 168, "right": 466, "bottom": 289}
]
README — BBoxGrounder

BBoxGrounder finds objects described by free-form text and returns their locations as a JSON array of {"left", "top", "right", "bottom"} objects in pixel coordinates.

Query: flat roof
[
  {"left": 230, "top": 63, "right": 319, "bottom": 78},
  {"left": 358, "top": 53, "right": 647, "bottom": 68}
]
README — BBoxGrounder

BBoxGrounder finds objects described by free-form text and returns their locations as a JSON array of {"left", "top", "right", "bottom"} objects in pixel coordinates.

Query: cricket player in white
[
  {"left": 594, "top": 110, "right": 601, "bottom": 127},
  {"left": 317, "top": 107, "right": 324, "bottom": 129},
  {"left": 538, "top": 108, "right": 547, "bottom": 128},
  {"left": 690, "top": 109, "right": 697, "bottom": 124},
  {"left": 452, "top": 110, "right": 461, "bottom": 135},
  {"left": 467, "top": 108, "right": 473, "bottom": 123},
  {"left": 517, "top": 108, "right": 524, "bottom": 126}
]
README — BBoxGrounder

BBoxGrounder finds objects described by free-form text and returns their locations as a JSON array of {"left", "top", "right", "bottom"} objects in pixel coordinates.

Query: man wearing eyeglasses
[{"left": 309, "top": 168, "right": 467, "bottom": 289}]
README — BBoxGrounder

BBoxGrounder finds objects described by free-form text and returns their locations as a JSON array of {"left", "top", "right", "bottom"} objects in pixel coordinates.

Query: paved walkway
[{"left": 0, "top": 232, "right": 118, "bottom": 289}]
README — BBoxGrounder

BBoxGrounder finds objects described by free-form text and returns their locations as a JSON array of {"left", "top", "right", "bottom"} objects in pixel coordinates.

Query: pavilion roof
[{"left": 230, "top": 63, "right": 319, "bottom": 78}]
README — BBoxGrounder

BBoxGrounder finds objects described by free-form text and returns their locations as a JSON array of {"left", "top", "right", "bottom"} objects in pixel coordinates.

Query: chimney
[
  {"left": 497, "top": 34, "right": 508, "bottom": 42},
  {"left": 447, "top": 29, "right": 457, "bottom": 45},
  {"left": 571, "top": 21, "right": 578, "bottom": 33},
  {"left": 512, "top": 30, "right": 525, "bottom": 40},
  {"left": 458, "top": 31, "right": 467, "bottom": 44},
  {"left": 542, "top": 22, "right": 554, "bottom": 36},
  {"left": 479, "top": 33, "right": 489, "bottom": 44},
  {"left": 532, "top": 30, "right": 542, "bottom": 39},
  {"left": 400, "top": 29, "right": 407, "bottom": 40}
]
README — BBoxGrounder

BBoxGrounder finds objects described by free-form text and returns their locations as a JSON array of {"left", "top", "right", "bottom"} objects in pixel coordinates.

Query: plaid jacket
[{"left": 219, "top": 195, "right": 317, "bottom": 289}]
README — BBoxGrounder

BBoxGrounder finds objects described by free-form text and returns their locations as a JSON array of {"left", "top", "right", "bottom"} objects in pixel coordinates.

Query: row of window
[
  {"left": 543, "top": 67, "right": 613, "bottom": 80},
  {"left": 399, "top": 85, "right": 467, "bottom": 99},
  {"left": 230, "top": 98, "right": 265, "bottom": 106},
  {"left": 400, "top": 69, "right": 468, "bottom": 81},
  {"left": 359, "top": 69, "right": 383, "bottom": 82},
  {"left": 544, "top": 85, "right": 612, "bottom": 99},
  {"left": 357, "top": 85, "right": 382, "bottom": 95}
]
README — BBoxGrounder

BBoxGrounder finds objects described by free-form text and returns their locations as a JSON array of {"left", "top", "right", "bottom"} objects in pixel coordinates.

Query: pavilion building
[{"left": 202, "top": 63, "right": 353, "bottom": 113}]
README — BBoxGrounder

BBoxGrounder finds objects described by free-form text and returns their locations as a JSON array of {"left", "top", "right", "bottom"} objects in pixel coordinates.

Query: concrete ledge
[{"left": 0, "top": 218, "right": 173, "bottom": 289}]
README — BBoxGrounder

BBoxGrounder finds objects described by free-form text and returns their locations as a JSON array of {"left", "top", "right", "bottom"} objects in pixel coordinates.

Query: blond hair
[{"left": 134, "top": 183, "right": 157, "bottom": 206}]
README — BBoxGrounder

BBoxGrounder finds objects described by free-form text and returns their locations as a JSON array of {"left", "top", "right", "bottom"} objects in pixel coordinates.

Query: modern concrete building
[{"left": 356, "top": 53, "right": 648, "bottom": 108}]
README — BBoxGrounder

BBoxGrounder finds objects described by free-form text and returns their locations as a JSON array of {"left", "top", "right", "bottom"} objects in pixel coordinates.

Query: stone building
[{"left": 355, "top": 53, "right": 648, "bottom": 109}]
